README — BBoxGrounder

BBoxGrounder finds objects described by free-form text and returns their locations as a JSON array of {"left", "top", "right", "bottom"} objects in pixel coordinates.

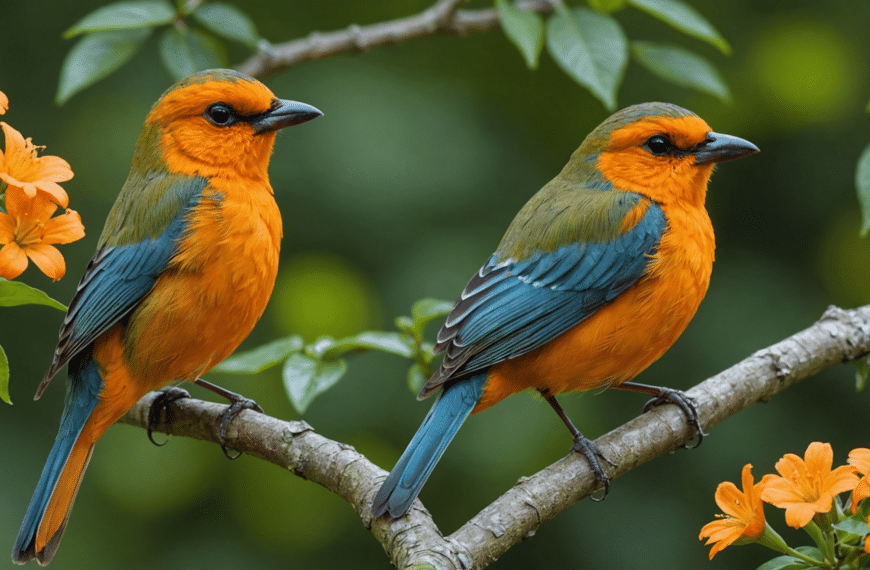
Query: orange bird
[
  {"left": 372, "top": 102, "right": 758, "bottom": 517},
  {"left": 12, "top": 69, "right": 321, "bottom": 565}
]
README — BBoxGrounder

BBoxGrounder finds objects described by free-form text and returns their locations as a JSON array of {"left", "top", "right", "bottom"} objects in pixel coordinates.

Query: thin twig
[
  {"left": 237, "top": 0, "right": 556, "bottom": 78},
  {"left": 119, "top": 304, "right": 870, "bottom": 569}
]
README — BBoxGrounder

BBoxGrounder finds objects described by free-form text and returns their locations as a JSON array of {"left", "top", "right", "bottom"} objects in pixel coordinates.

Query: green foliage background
[{"left": 1, "top": 1, "right": 869, "bottom": 568}]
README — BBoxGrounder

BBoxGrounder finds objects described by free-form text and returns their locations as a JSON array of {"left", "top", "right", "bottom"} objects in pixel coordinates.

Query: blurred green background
[{"left": 2, "top": 0, "right": 870, "bottom": 568}]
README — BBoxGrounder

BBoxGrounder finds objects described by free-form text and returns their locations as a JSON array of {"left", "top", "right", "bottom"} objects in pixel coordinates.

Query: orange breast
[
  {"left": 476, "top": 201, "right": 714, "bottom": 413},
  {"left": 123, "top": 177, "right": 283, "bottom": 389}
]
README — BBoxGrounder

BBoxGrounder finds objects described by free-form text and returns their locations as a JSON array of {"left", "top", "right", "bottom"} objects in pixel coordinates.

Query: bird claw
[
  {"left": 147, "top": 386, "right": 191, "bottom": 446},
  {"left": 217, "top": 395, "right": 264, "bottom": 460},
  {"left": 641, "top": 388, "right": 708, "bottom": 449},
  {"left": 570, "top": 435, "right": 612, "bottom": 501}
]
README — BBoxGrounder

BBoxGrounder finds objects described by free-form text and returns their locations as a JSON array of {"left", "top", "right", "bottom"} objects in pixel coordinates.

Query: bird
[
  {"left": 371, "top": 102, "right": 759, "bottom": 518},
  {"left": 12, "top": 69, "right": 322, "bottom": 566}
]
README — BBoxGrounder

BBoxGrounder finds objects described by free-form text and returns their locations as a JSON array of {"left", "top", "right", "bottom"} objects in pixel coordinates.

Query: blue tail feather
[
  {"left": 12, "top": 357, "right": 102, "bottom": 565},
  {"left": 371, "top": 374, "right": 487, "bottom": 518}
]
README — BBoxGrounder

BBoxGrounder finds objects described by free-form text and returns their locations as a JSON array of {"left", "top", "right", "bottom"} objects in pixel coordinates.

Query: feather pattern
[
  {"left": 421, "top": 194, "right": 666, "bottom": 398},
  {"left": 37, "top": 176, "right": 207, "bottom": 395}
]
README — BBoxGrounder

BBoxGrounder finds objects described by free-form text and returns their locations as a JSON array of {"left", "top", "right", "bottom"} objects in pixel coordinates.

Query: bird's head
[
  {"left": 139, "top": 69, "right": 322, "bottom": 181},
  {"left": 573, "top": 102, "right": 758, "bottom": 206}
]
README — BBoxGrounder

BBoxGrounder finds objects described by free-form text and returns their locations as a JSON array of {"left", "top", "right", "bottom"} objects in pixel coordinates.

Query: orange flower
[
  {"left": 849, "top": 448, "right": 870, "bottom": 513},
  {"left": 0, "top": 122, "right": 72, "bottom": 207},
  {"left": 0, "top": 90, "right": 8, "bottom": 114},
  {"left": 699, "top": 464, "right": 766, "bottom": 559},
  {"left": 0, "top": 185, "right": 84, "bottom": 280},
  {"left": 761, "top": 442, "right": 859, "bottom": 528}
]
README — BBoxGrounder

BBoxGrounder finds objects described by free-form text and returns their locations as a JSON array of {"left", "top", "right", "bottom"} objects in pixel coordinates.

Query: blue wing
[
  {"left": 36, "top": 176, "right": 208, "bottom": 396},
  {"left": 419, "top": 196, "right": 667, "bottom": 398}
]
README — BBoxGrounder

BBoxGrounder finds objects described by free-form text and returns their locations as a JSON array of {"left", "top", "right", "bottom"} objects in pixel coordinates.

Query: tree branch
[
  {"left": 237, "top": 0, "right": 556, "bottom": 78},
  {"left": 119, "top": 304, "right": 870, "bottom": 569}
]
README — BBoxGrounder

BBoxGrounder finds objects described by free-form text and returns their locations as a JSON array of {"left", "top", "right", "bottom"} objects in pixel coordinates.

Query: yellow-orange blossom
[
  {"left": 699, "top": 464, "right": 766, "bottom": 559},
  {"left": 761, "top": 442, "right": 859, "bottom": 529},
  {"left": 0, "top": 185, "right": 84, "bottom": 280}
]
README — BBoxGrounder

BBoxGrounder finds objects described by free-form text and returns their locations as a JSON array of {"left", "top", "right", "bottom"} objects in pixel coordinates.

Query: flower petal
[
  {"left": 32, "top": 180, "right": 69, "bottom": 208},
  {"left": 0, "top": 212, "right": 15, "bottom": 243},
  {"left": 850, "top": 449, "right": 870, "bottom": 475},
  {"left": 25, "top": 243, "right": 65, "bottom": 280},
  {"left": 784, "top": 502, "right": 820, "bottom": 529},
  {"left": 0, "top": 241, "right": 28, "bottom": 279},
  {"left": 43, "top": 209, "right": 85, "bottom": 244},
  {"left": 853, "top": 476, "right": 870, "bottom": 513},
  {"left": 804, "top": 442, "right": 834, "bottom": 474},
  {"left": 0, "top": 90, "right": 8, "bottom": 114}
]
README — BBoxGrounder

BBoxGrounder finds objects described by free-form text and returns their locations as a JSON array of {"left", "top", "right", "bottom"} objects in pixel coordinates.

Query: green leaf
[
  {"left": 546, "top": 6, "right": 628, "bottom": 111},
  {"left": 64, "top": 0, "right": 176, "bottom": 38},
  {"left": 411, "top": 298, "right": 454, "bottom": 336},
  {"left": 56, "top": 28, "right": 151, "bottom": 104},
  {"left": 856, "top": 356, "right": 868, "bottom": 392},
  {"left": 588, "top": 0, "right": 626, "bottom": 13},
  {"left": 407, "top": 363, "right": 428, "bottom": 393},
  {"left": 755, "top": 555, "right": 809, "bottom": 570},
  {"left": 855, "top": 142, "right": 870, "bottom": 236},
  {"left": 626, "top": 0, "right": 730, "bottom": 54},
  {"left": 192, "top": 2, "right": 260, "bottom": 48},
  {"left": 321, "top": 331, "right": 414, "bottom": 360},
  {"left": 211, "top": 336, "right": 304, "bottom": 374},
  {"left": 282, "top": 353, "right": 347, "bottom": 414},
  {"left": 0, "top": 344, "right": 10, "bottom": 405},
  {"left": 793, "top": 545, "right": 824, "bottom": 563},
  {"left": 496, "top": 0, "right": 545, "bottom": 69},
  {"left": 159, "top": 27, "right": 227, "bottom": 81},
  {"left": 0, "top": 279, "right": 67, "bottom": 310},
  {"left": 833, "top": 515, "right": 870, "bottom": 536},
  {"left": 631, "top": 41, "right": 731, "bottom": 102}
]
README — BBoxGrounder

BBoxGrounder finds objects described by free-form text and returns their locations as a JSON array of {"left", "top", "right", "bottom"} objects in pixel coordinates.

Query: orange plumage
[
  {"left": 372, "top": 102, "right": 758, "bottom": 518},
  {"left": 13, "top": 69, "right": 321, "bottom": 565}
]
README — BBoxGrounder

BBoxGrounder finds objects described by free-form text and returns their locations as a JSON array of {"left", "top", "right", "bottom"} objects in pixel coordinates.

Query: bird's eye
[
  {"left": 205, "top": 103, "right": 235, "bottom": 126},
  {"left": 644, "top": 135, "right": 673, "bottom": 156}
]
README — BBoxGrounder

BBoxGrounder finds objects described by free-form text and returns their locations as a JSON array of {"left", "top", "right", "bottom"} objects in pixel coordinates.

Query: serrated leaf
[
  {"left": 0, "top": 279, "right": 66, "bottom": 310},
  {"left": 626, "top": 0, "right": 730, "bottom": 54},
  {"left": 211, "top": 335, "right": 304, "bottom": 374},
  {"left": 64, "top": 1, "right": 176, "bottom": 38},
  {"left": 56, "top": 28, "right": 151, "bottom": 104},
  {"left": 321, "top": 331, "right": 414, "bottom": 360},
  {"left": 755, "top": 555, "right": 809, "bottom": 570},
  {"left": 631, "top": 41, "right": 731, "bottom": 102},
  {"left": 159, "top": 27, "right": 227, "bottom": 81},
  {"left": 407, "top": 363, "right": 428, "bottom": 393},
  {"left": 546, "top": 7, "right": 627, "bottom": 111},
  {"left": 496, "top": 0, "right": 545, "bottom": 69},
  {"left": 855, "top": 142, "right": 870, "bottom": 236},
  {"left": 192, "top": 2, "right": 260, "bottom": 47},
  {"left": 282, "top": 353, "right": 347, "bottom": 414},
  {"left": 0, "top": 344, "right": 10, "bottom": 404}
]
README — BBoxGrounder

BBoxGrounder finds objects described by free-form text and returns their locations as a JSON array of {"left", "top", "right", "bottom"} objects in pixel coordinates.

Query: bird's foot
[
  {"left": 570, "top": 434, "right": 613, "bottom": 501},
  {"left": 147, "top": 386, "right": 191, "bottom": 446},
  {"left": 640, "top": 387, "right": 707, "bottom": 449},
  {"left": 192, "top": 378, "right": 264, "bottom": 460}
]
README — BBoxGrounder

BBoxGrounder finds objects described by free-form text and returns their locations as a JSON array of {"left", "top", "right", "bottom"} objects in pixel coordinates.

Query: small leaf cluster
[
  {"left": 0, "top": 279, "right": 66, "bottom": 404},
  {"left": 497, "top": 0, "right": 731, "bottom": 110},
  {"left": 57, "top": 0, "right": 261, "bottom": 104},
  {"left": 211, "top": 298, "right": 453, "bottom": 414}
]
